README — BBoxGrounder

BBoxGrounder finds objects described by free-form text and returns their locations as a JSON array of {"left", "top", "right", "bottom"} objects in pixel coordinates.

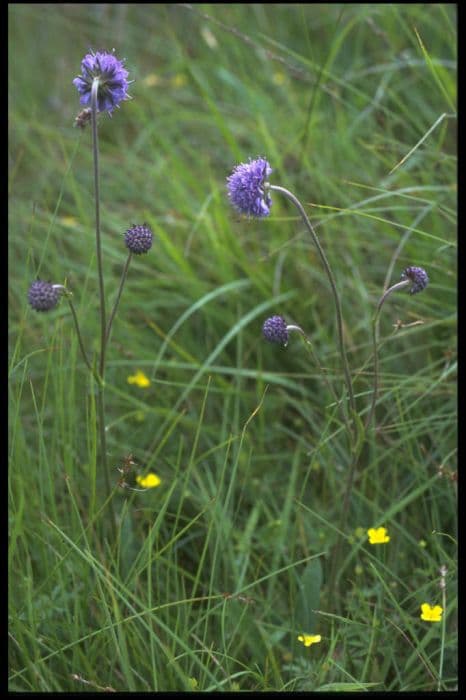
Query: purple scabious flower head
[
  {"left": 262, "top": 315, "right": 288, "bottom": 345},
  {"left": 124, "top": 224, "right": 153, "bottom": 254},
  {"left": 401, "top": 266, "right": 429, "bottom": 295},
  {"left": 227, "top": 157, "right": 272, "bottom": 217},
  {"left": 28, "top": 280, "right": 62, "bottom": 312},
  {"left": 73, "top": 50, "right": 130, "bottom": 114}
]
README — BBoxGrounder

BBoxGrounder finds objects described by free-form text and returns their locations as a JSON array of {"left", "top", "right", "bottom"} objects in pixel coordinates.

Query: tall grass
[{"left": 9, "top": 3, "right": 456, "bottom": 691}]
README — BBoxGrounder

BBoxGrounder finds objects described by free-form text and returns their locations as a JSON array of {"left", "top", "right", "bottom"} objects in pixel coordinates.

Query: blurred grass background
[{"left": 9, "top": 3, "right": 456, "bottom": 692}]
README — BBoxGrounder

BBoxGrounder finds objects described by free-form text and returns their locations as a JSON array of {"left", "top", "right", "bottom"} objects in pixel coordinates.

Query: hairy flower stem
[
  {"left": 364, "top": 279, "right": 411, "bottom": 431},
  {"left": 91, "top": 79, "right": 116, "bottom": 536},
  {"left": 105, "top": 252, "right": 132, "bottom": 345},
  {"left": 91, "top": 79, "right": 107, "bottom": 377},
  {"left": 64, "top": 292, "right": 99, "bottom": 382},
  {"left": 269, "top": 185, "right": 357, "bottom": 444}
]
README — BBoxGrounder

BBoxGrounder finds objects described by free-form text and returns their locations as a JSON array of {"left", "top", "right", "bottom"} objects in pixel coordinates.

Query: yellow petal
[
  {"left": 136, "top": 473, "right": 161, "bottom": 489},
  {"left": 297, "top": 634, "right": 321, "bottom": 647},
  {"left": 367, "top": 527, "right": 390, "bottom": 544},
  {"left": 127, "top": 370, "right": 151, "bottom": 388},
  {"left": 420, "top": 603, "right": 443, "bottom": 622}
]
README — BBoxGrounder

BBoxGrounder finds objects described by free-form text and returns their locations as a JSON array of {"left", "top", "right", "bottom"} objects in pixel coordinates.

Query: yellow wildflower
[
  {"left": 420, "top": 603, "right": 443, "bottom": 622},
  {"left": 367, "top": 527, "right": 390, "bottom": 544},
  {"left": 127, "top": 370, "right": 151, "bottom": 388},
  {"left": 136, "top": 473, "right": 161, "bottom": 489},
  {"left": 297, "top": 634, "right": 321, "bottom": 647}
]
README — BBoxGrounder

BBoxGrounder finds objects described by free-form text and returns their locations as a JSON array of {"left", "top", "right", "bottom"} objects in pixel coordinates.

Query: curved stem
[
  {"left": 105, "top": 252, "right": 132, "bottom": 345},
  {"left": 63, "top": 291, "right": 100, "bottom": 383},
  {"left": 327, "top": 277, "right": 411, "bottom": 606},
  {"left": 270, "top": 185, "right": 356, "bottom": 436},
  {"left": 364, "top": 279, "right": 410, "bottom": 431}
]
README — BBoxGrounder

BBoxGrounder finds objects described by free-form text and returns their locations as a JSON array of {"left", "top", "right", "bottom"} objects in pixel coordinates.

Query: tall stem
[
  {"left": 91, "top": 79, "right": 107, "bottom": 378},
  {"left": 270, "top": 185, "right": 356, "bottom": 439},
  {"left": 91, "top": 80, "right": 116, "bottom": 534}
]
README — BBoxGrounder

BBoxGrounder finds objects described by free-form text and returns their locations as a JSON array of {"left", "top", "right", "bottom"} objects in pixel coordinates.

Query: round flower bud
[
  {"left": 73, "top": 50, "right": 130, "bottom": 114},
  {"left": 227, "top": 157, "right": 272, "bottom": 217},
  {"left": 124, "top": 224, "right": 153, "bottom": 254},
  {"left": 27, "top": 280, "right": 62, "bottom": 312},
  {"left": 401, "top": 266, "right": 429, "bottom": 295},
  {"left": 262, "top": 315, "right": 288, "bottom": 345}
]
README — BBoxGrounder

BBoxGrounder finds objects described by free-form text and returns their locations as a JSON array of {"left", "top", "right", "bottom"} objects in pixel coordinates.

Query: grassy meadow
[{"left": 9, "top": 3, "right": 457, "bottom": 692}]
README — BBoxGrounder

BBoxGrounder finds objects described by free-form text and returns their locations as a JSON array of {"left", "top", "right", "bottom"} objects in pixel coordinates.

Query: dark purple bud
[
  {"left": 28, "top": 280, "right": 62, "bottom": 312},
  {"left": 401, "top": 266, "right": 429, "bottom": 295},
  {"left": 124, "top": 224, "right": 153, "bottom": 254},
  {"left": 262, "top": 315, "right": 289, "bottom": 345}
]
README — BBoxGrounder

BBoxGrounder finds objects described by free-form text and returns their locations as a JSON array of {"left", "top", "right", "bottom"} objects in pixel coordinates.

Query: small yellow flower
[
  {"left": 127, "top": 370, "right": 151, "bottom": 388},
  {"left": 418, "top": 539, "right": 427, "bottom": 548},
  {"left": 297, "top": 634, "right": 321, "bottom": 647},
  {"left": 420, "top": 603, "right": 443, "bottom": 622},
  {"left": 188, "top": 677, "right": 198, "bottom": 689},
  {"left": 136, "top": 473, "right": 161, "bottom": 489},
  {"left": 367, "top": 527, "right": 390, "bottom": 544}
]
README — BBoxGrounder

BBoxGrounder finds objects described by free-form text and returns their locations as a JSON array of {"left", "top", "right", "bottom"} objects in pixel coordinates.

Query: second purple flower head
[{"left": 227, "top": 157, "right": 272, "bottom": 217}]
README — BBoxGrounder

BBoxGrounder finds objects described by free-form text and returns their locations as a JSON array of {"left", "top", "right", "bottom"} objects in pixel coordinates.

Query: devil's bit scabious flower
[
  {"left": 401, "top": 266, "right": 429, "bottom": 295},
  {"left": 124, "top": 224, "right": 153, "bottom": 254},
  {"left": 227, "top": 157, "right": 272, "bottom": 217},
  {"left": 27, "top": 280, "right": 62, "bottom": 312},
  {"left": 262, "top": 316, "right": 288, "bottom": 345},
  {"left": 73, "top": 50, "right": 130, "bottom": 113}
]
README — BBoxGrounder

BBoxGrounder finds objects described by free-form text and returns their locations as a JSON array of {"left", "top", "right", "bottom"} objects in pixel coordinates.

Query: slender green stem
[
  {"left": 91, "top": 79, "right": 107, "bottom": 378},
  {"left": 270, "top": 185, "right": 356, "bottom": 435},
  {"left": 364, "top": 279, "right": 410, "bottom": 431},
  {"left": 438, "top": 567, "right": 447, "bottom": 692},
  {"left": 63, "top": 290, "right": 99, "bottom": 382},
  {"left": 105, "top": 252, "right": 133, "bottom": 345},
  {"left": 91, "top": 80, "right": 116, "bottom": 536}
]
